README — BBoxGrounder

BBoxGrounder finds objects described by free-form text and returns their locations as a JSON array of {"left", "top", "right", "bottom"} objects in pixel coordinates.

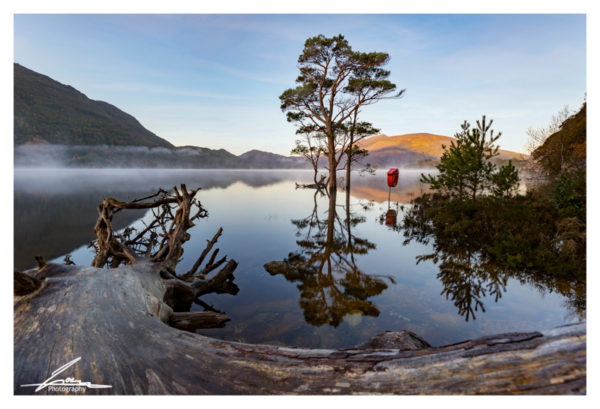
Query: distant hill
[
  {"left": 359, "top": 133, "right": 454, "bottom": 157},
  {"left": 357, "top": 133, "right": 526, "bottom": 168},
  {"left": 14, "top": 63, "right": 173, "bottom": 148},
  {"left": 239, "top": 150, "right": 310, "bottom": 169}
]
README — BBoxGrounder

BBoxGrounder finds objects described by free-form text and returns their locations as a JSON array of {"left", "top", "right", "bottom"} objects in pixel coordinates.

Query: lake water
[{"left": 14, "top": 168, "right": 583, "bottom": 348}]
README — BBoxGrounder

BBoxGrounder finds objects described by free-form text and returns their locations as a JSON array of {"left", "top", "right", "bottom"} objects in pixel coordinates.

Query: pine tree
[
  {"left": 421, "top": 116, "right": 518, "bottom": 201},
  {"left": 280, "top": 35, "right": 403, "bottom": 192},
  {"left": 491, "top": 160, "right": 520, "bottom": 199}
]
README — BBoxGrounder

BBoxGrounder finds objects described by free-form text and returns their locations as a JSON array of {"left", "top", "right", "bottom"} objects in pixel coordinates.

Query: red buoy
[{"left": 387, "top": 168, "right": 399, "bottom": 188}]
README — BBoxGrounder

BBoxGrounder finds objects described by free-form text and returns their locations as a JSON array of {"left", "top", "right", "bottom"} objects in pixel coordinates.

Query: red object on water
[
  {"left": 385, "top": 209, "right": 397, "bottom": 226},
  {"left": 387, "top": 168, "right": 399, "bottom": 187}
]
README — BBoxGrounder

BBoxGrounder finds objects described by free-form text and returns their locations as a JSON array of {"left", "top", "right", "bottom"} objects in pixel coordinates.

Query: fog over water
[
  {"left": 14, "top": 144, "right": 310, "bottom": 169},
  {"left": 14, "top": 168, "right": 307, "bottom": 194},
  {"left": 16, "top": 145, "right": 181, "bottom": 168},
  {"left": 14, "top": 168, "right": 578, "bottom": 348}
]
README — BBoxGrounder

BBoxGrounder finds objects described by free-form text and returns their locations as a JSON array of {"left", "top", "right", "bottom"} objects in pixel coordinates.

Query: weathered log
[
  {"left": 169, "top": 311, "right": 230, "bottom": 331},
  {"left": 14, "top": 262, "right": 585, "bottom": 395},
  {"left": 163, "top": 279, "right": 197, "bottom": 312},
  {"left": 14, "top": 270, "right": 41, "bottom": 296},
  {"left": 182, "top": 227, "right": 223, "bottom": 279},
  {"left": 192, "top": 259, "right": 239, "bottom": 296},
  {"left": 34, "top": 255, "right": 46, "bottom": 269},
  {"left": 295, "top": 182, "right": 327, "bottom": 190}
]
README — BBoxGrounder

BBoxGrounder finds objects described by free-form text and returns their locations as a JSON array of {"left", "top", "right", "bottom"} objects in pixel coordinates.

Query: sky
[{"left": 13, "top": 13, "right": 586, "bottom": 155}]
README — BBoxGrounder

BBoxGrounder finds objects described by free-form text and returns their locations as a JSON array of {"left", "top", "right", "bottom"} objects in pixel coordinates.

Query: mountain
[
  {"left": 13, "top": 63, "right": 312, "bottom": 169},
  {"left": 13, "top": 63, "right": 526, "bottom": 169},
  {"left": 14, "top": 144, "right": 247, "bottom": 168},
  {"left": 14, "top": 63, "right": 173, "bottom": 148},
  {"left": 359, "top": 133, "right": 454, "bottom": 158},
  {"left": 357, "top": 133, "right": 526, "bottom": 168},
  {"left": 239, "top": 150, "right": 310, "bottom": 169}
]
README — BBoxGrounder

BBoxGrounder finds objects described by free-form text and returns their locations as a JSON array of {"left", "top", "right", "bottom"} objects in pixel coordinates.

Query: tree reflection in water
[
  {"left": 265, "top": 189, "right": 392, "bottom": 327},
  {"left": 414, "top": 246, "right": 509, "bottom": 321},
  {"left": 401, "top": 195, "right": 586, "bottom": 322}
]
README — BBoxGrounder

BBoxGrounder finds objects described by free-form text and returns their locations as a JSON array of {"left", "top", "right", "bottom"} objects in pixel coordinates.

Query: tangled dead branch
[{"left": 88, "top": 184, "right": 238, "bottom": 326}]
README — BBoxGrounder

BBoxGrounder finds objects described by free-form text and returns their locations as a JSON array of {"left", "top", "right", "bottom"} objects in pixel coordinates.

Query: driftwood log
[
  {"left": 13, "top": 263, "right": 586, "bottom": 395},
  {"left": 86, "top": 185, "right": 239, "bottom": 315},
  {"left": 295, "top": 174, "right": 327, "bottom": 190},
  {"left": 14, "top": 185, "right": 586, "bottom": 394}
]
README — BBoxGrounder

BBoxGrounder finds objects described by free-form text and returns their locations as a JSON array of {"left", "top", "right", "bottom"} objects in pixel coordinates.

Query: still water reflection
[
  {"left": 14, "top": 168, "right": 582, "bottom": 348},
  {"left": 265, "top": 189, "right": 391, "bottom": 327}
]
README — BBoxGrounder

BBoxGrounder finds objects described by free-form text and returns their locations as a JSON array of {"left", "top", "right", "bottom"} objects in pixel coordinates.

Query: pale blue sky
[{"left": 14, "top": 14, "right": 586, "bottom": 155}]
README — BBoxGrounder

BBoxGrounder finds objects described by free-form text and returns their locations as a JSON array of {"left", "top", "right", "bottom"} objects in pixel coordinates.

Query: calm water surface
[{"left": 14, "top": 168, "right": 582, "bottom": 348}]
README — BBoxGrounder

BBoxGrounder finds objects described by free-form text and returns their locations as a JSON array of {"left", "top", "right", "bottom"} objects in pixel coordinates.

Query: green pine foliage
[
  {"left": 491, "top": 160, "right": 520, "bottom": 199},
  {"left": 421, "top": 116, "right": 518, "bottom": 200},
  {"left": 551, "top": 169, "right": 586, "bottom": 221},
  {"left": 403, "top": 105, "right": 586, "bottom": 320}
]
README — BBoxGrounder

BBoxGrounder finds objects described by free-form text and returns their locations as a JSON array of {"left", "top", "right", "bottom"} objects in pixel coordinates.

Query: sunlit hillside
[{"left": 359, "top": 133, "right": 526, "bottom": 163}]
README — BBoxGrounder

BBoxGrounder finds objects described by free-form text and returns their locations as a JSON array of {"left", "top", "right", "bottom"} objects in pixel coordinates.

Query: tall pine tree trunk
[
  {"left": 328, "top": 135, "right": 337, "bottom": 194},
  {"left": 345, "top": 110, "right": 358, "bottom": 194}
]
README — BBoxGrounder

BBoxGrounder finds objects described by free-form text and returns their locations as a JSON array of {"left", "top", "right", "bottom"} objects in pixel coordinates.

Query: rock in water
[{"left": 357, "top": 330, "right": 432, "bottom": 350}]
